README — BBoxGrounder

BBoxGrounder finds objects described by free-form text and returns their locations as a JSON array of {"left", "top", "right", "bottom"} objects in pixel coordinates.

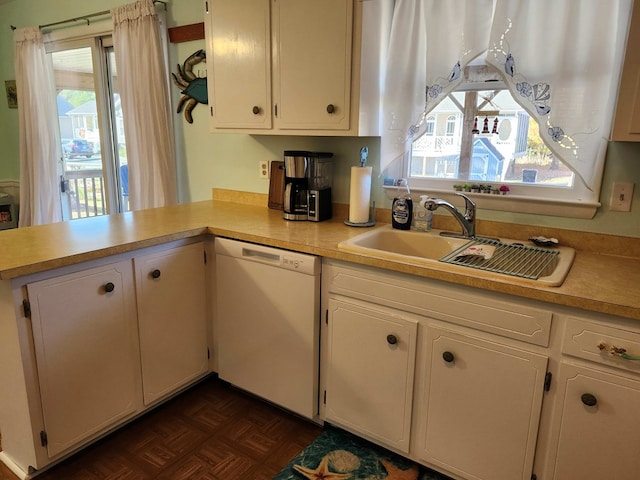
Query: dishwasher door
[{"left": 214, "top": 237, "right": 321, "bottom": 420}]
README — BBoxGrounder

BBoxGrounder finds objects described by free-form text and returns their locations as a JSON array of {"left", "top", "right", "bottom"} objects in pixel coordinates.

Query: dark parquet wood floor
[{"left": 0, "top": 376, "right": 323, "bottom": 479}]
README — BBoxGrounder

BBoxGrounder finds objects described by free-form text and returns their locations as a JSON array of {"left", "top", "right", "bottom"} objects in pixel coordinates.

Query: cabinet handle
[
  {"left": 442, "top": 351, "right": 455, "bottom": 363},
  {"left": 326, "top": 104, "right": 335, "bottom": 114},
  {"left": 597, "top": 342, "right": 640, "bottom": 360},
  {"left": 252, "top": 106, "right": 260, "bottom": 115},
  {"left": 581, "top": 393, "right": 598, "bottom": 407},
  {"left": 151, "top": 269, "right": 161, "bottom": 279},
  {"left": 386, "top": 334, "right": 398, "bottom": 345},
  {"left": 104, "top": 282, "right": 115, "bottom": 293}
]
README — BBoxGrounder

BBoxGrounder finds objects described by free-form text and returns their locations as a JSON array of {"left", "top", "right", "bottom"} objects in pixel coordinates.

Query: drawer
[
  {"left": 563, "top": 317, "right": 640, "bottom": 374},
  {"left": 323, "top": 261, "right": 552, "bottom": 347}
]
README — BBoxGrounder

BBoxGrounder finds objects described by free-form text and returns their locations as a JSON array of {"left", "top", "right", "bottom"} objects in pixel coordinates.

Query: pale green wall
[{"left": 1, "top": 0, "right": 639, "bottom": 237}]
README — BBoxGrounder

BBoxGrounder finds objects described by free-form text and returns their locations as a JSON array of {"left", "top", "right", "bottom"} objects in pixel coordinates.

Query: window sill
[{"left": 382, "top": 186, "right": 600, "bottom": 219}]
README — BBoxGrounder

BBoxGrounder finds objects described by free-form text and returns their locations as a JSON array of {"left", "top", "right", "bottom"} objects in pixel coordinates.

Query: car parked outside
[{"left": 63, "top": 138, "right": 94, "bottom": 159}]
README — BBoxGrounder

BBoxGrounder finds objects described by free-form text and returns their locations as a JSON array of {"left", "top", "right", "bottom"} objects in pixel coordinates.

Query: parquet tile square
[{"left": 0, "top": 377, "right": 323, "bottom": 480}]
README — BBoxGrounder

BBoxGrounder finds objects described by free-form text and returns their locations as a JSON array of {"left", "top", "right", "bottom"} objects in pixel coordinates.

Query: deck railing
[{"left": 65, "top": 169, "right": 106, "bottom": 219}]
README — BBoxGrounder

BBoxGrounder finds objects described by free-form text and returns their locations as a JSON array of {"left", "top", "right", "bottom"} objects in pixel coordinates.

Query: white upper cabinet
[
  {"left": 205, "top": 0, "right": 385, "bottom": 136},
  {"left": 207, "top": 0, "right": 272, "bottom": 129},
  {"left": 612, "top": 0, "right": 640, "bottom": 141},
  {"left": 271, "top": 0, "right": 353, "bottom": 131}
]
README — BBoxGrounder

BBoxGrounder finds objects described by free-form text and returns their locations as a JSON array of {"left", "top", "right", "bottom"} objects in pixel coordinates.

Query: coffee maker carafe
[
  {"left": 307, "top": 152, "right": 334, "bottom": 222},
  {"left": 283, "top": 151, "right": 310, "bottom": 221}
]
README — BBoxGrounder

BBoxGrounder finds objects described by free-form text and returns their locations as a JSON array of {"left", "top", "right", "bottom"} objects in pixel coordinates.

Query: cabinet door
[
  {"left": 134, "top": 242, "right": 208, "bottom": 405},
  {"left": 611, "top": 0, "right": 640, "bottom": 141},
  {"left": 418, "top": 326, "right": 548, "bottom": 480},
  {"left": 207, "top": 0, "right": 272, "bottom": 129},
  {"left": 272, "top": 0, "right": 353, "bottom": 130},
  {"left": 545, "top": 363, "right": 640, "bottom": 479},
  {"left": 324, "top": 297, "right": 417, "bottom": 453},
  {"left": 28, "top": 261, "right": 141, "bottom": 459}
]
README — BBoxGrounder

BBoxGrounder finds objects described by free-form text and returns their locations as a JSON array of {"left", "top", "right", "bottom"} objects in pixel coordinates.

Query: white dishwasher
[{"left": 214, "top": 237, "right": 321, "bottom": 420}]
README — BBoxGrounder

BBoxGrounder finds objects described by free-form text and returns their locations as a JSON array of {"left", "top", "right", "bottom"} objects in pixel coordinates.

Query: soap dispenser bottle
[
  {"left": 413, "top": 195, "right": 432, "bottom": 231},
  {"left": 391, "top": 180, "right": 413, "bottom": 230}
]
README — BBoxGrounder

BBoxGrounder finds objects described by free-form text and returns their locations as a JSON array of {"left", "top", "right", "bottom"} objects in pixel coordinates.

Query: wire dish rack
[{"left": 439, "top": 237, "right": 560, "bottom": 280}]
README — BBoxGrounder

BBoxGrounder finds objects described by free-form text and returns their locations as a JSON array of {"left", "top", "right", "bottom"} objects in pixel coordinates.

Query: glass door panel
[
  {"left": 50, "top": 37, "right": 128, "bottom": 219},
  {"left": 107, "top": 48, "right": 129, "bottom": 212},
  {"left": 52, "top": 46, "right": 106, "bottom": 220}
]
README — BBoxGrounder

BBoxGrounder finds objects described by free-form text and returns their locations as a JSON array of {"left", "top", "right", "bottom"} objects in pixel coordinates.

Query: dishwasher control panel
[
  {"left": 215, "top": 237, "right": 320, "bottom": 276},
  {"left": 282, "top": 256, "right": 305, "bottom": 271}
]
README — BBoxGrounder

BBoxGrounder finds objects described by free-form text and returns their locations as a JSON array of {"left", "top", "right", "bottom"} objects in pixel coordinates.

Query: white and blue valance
[{"left": 381, "top": 0, "right": 633, "bottom": 193}]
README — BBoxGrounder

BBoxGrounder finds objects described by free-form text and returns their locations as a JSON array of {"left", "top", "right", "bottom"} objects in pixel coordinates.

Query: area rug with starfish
[{"left": 273, "top": 426, "right": 452, "bottom": 480}]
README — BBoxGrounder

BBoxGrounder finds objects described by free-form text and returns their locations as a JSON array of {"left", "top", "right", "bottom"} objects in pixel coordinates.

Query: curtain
[
  {"left": 486, "top": 0, "right": 632, "bottom": 191},
  {"left": 112, "top": 0, "right": 177, "bottom": 210},
  {"left": 380, "top": 0, "right": 494, "bottom": 174},
  {"left": 381, "top": 0, "right": 632, "bottom": 193},
  {"left": 13, "top": 27, "right": 63, "bottom": 226}
]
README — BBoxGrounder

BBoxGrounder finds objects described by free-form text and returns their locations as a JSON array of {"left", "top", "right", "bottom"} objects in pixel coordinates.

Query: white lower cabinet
[
  {"left": 0, "top": 239, "right": 209, "bottom": 474},
  {"left": 135, "top": 242, "right": 208, "bottom": 406},
  {"left": 324, "top": 296, "right": 417, "bottom": 453},
  {"left": 544, "top": 363, "right": 640, "bottom": 479},
  {"left": 321, "top": 260, "right": 553, "bottom": 480},
  {"left": 321, "top": 259, "right": 640, "bottom": 480},
  {"left": 28, "top": 260, "right": 141, "bottom": 459},
  {"left": 417, "top": 325, "right": 548, "bottom": 480}
]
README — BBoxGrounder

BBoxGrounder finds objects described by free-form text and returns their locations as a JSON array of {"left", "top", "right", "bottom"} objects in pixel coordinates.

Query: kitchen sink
[
  {"left": 337, "top": 225, "right": 576, "bottom": 286},
  {"left": 338, "top": 225, "right": 471, "bottom": 260}
]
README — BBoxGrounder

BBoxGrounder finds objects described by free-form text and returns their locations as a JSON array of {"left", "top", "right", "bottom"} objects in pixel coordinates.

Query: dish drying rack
[{"left": 439, "top": 237, "right": 560, "bottom": 280}]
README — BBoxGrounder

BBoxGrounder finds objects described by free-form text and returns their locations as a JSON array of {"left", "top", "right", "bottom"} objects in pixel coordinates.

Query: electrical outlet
[
  {"left": 259, "top": 160, "right": 269, "bottom": 179},
  {"left": 609, "top": 181, "right": 634, "bottom": 212}
]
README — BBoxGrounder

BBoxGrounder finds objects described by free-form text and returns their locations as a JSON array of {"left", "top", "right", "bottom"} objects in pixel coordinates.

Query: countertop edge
[{"left": 0, "top": 200, "right": 638, "bottom": 321}]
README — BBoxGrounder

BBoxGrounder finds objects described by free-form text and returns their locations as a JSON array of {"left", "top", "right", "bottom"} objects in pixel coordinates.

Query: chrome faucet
[{"left": 424, "top": 193, "right": 476, "bottom": 239}]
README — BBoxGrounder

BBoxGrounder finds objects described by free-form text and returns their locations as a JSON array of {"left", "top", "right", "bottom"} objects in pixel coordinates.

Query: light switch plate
[{"left": 609, "top": 182, "right": 634, "bottom": 212}]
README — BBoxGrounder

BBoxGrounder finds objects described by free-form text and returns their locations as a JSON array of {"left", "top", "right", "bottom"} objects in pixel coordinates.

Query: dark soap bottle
[{"left": 391, "top": 179, "right": 413, "bottom": 230}]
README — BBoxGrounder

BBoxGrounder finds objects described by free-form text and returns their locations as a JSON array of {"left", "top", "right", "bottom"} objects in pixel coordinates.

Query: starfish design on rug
[
  {"left": 293, "top": 454, "right": 352, "bottom": 480},
  {"left": 379, "top": 459, "right": 420, "bottom": 480}
]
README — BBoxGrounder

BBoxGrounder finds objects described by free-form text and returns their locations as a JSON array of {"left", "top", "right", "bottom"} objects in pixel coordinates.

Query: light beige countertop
[{"left": 1, "top": 196, "right": 639, "bottom": 321}]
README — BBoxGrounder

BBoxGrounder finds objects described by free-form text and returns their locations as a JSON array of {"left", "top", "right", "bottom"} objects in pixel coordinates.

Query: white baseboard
[{"left": 0, "top": 452, "right": 29, "bottom": 479}]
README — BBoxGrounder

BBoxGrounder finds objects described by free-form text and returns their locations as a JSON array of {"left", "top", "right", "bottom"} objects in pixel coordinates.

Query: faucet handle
[{"left": 455, "top": 192, "right": 476, "bottom": 220}]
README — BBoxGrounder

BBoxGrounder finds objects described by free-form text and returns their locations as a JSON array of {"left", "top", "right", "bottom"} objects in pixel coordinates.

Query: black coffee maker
[{"left": 283, "top": 151, "right": 310, "bottom": 221}]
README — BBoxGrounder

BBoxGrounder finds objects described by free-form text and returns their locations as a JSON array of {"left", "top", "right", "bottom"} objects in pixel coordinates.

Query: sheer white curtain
[
  {"left": 381, "top": 0, "right": 494, "bottom": 174},
  {"left": 13, "top": 27, "right": 63, "bottom": 226},
  {"left": 381, "top": 0, "right": 632, "bottom": 192},
  {"left": 486, "top": 0, "right": 632, "bottom": 191},
  {"left": 112, "top": 0, "right": 177, "bottom": 210}
]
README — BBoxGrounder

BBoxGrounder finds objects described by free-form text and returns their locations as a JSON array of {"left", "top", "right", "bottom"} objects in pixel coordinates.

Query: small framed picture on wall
[{"left": 5, "top": 80, "right": 17, "bottom": 109}]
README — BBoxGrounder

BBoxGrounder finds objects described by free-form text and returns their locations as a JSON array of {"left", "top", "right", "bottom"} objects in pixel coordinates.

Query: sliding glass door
[{"left": 49, "top": 37, "right": 129, "bottom": 220}]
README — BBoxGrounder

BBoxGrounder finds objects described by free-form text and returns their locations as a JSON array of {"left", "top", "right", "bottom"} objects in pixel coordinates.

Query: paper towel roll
[{"left": 349, "top": 166, "right": 372, "bottom": 223}]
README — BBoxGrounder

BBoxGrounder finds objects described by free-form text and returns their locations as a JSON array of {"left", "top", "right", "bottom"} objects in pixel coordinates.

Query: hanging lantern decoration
[
  {"left": 492, "top": 117, "right": 499, "bottom": 134},
  {"left": 481, "top": 117, "right": 490, "bottom": 134},
  {"left": 472, "top": 117, "right": 480, "bottom": 134}
]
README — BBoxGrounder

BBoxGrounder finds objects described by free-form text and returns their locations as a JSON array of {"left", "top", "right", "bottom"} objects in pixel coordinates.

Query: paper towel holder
[{"left": 344, "top": 201, "right": 376, "bottom": 227}]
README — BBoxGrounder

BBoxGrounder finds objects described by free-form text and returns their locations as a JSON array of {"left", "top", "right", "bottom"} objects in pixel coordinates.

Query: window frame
[{"left": 391, "top": 68, "right": 602, "bottom": 219}]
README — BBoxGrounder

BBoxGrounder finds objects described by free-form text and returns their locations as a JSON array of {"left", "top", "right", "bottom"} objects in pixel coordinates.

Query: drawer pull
[
  {"left": 597, "top": 342, "right": 640, "bottom": 361},
  {"left": 386, "top": 334, "right": 398, "bottom": 345},
  {"left": 104, "top": 282, "right": 115, "bottom": 293},
  {"left": 151, "top": 269, "right": 161, "bottom": 279},
  {"left": 442, "top": 351, "right": 455, "bottom": 363},
  {"left": 581, "top": 393, "right": 598, "bottom": 407}
]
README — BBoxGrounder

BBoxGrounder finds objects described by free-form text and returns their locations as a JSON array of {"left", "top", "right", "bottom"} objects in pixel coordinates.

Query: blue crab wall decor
[{"left": 171, "top": 49, "right": 208, "bottom": 124}]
